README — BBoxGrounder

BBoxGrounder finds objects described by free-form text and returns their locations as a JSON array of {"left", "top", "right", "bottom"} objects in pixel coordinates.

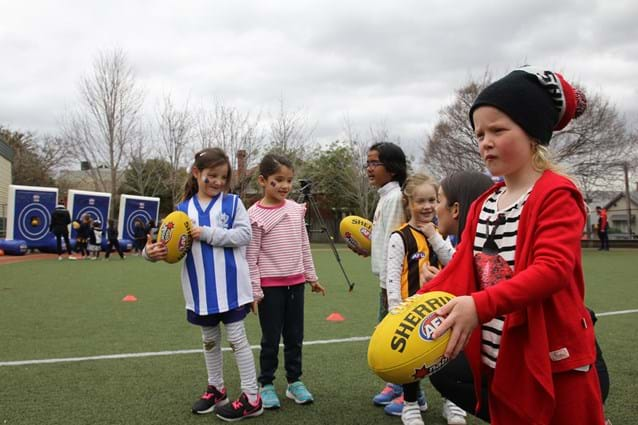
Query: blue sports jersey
[{"left": 176, "top": 193, "right": 253, "bottom": 315}]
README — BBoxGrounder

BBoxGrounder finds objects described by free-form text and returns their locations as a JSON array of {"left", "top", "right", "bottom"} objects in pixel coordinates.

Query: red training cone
[
  {"left": 122, "top": 295, "right": 138, "bottom": 302},
  {"left": 326, "top": 312, "right": 345, "bottom": 322}
]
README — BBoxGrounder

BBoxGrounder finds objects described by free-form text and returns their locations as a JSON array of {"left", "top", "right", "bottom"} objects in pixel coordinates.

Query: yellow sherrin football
[
  {"left": 367, "top": 291, "right": 454, "bottom": 384},
  {"left": 339, "top": 215, "right": 372, "bottom": 255},
  {"left": 157, "top": 211, "right": 193, "bottom": 264}
]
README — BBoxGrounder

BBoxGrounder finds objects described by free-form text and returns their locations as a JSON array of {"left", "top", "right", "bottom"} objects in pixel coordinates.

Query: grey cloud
[{"left": 1, "top": 0, "right": 636, "bottom": 158}]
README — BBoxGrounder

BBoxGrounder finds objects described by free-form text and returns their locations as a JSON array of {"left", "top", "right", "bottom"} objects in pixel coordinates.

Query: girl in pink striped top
[{"left": 246, "top": 153, "right": 326, "bottom": 410}]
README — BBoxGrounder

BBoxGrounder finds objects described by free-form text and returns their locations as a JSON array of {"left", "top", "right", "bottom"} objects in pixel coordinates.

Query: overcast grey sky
[{"left": 1, "top": 0, "right": 637, "bottom": 162}]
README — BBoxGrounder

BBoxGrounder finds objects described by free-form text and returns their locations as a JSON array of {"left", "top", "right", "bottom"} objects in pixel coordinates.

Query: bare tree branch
[
  {"left": 156, "top": 94, "right": 193, "bottom": 205},
  {"left": 268, "top": 96, "right": 316, "bottom": 159},
  {"left": 341, "top": 117, "right": 377, "bottom": 218},
  {"left": 422, "top": 73, "right": 637, "bottom": 194},
  {"left": 61, "top": 48, "right": 144, "bottom": 211},
  {"left": 195, "top": 100, "right": 264, "bottom": 172}
]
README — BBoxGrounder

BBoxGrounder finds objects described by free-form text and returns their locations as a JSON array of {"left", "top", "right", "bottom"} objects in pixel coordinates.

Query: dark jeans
[
  {"left": 429, "top": 352, "right": 490, "bottom": 421},
  {"left": 430, "top": 344, "right": 610, "bottom": 423},
  {"left": 598, "top": 230, "right": 610, "bottom": 250},
  {"left": 105, "top": 239, "right": 124, "bottom": 259},
  {"left": 403, "top": 381, "right": 420, "bottom": 402},
  {"left": 134, "top": 238, "right": 145, "bottom": 252},
  {"left": 258, "top": 284, "right": 305, "bottom": 386},
  {"left": 54, "top": 231, "right": 72, "bottom": 256},
  {"left": 76, "top": 239, "right": 87, "bottom": 256}
]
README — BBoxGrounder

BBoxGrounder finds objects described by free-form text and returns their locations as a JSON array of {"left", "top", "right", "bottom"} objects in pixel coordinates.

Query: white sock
[
  {"left": 201, "top": 325, "right": 224, "bottom": 389},
  {"left": 225, "top": 320, "right": 258, "bottom": 401}
]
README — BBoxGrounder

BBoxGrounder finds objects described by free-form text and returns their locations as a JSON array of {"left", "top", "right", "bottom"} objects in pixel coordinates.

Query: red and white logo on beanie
[{"left": 516, "top": 65, "right": 587, "bottom": 130}]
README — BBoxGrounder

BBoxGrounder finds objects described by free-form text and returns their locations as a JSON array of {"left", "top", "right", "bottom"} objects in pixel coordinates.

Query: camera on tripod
[{"left": 299, "top": 179, "right": 313, "bottom": 195}]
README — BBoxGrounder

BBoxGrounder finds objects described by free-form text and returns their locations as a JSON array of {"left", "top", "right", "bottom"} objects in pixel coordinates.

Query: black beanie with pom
[{"left": 469, "top": 66, "right": 587, "bottom": 145}]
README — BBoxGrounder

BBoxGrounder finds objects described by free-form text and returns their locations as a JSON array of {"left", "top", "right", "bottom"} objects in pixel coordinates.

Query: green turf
[{"left": 0, "top": 247, "right": 636, "bottom": 424}]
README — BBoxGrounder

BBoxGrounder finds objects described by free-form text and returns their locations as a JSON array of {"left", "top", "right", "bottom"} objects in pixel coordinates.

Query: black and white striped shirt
[{"left": 473, "top": 186, "right": 532, "bottom": 368}]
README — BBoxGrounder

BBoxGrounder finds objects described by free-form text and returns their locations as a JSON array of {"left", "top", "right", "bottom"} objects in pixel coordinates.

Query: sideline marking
[
  {"left": 596, "top": 308, "right": 638, "bottom": 317},
  {"left": 0, "top": 336, "right": 370, "bottom": 367},
  {"left": 3, "top": 309, "right": 637, "bottom": 367}
]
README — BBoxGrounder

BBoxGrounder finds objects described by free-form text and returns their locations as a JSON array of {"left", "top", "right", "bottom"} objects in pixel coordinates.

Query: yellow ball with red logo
[
  {"left": 157, "top": 211, "right": 193, "bottom": 264},
  {"left": 339, "top": 215, "right": 372, "bottom": 255},
  {"left": 367, "top": 291, "right": 454, "bottom": 384}
]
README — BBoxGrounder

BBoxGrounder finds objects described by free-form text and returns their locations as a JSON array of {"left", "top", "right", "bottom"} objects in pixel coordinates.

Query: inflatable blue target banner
[
  {"left": 6, "top": 185, "right": 58, "bottom": 249},
  {"left": 67, "top": 190, "right": 111, "bottom": 236},
  {"left": 117, "top": 195, "right": 160, "bottom": 240}
]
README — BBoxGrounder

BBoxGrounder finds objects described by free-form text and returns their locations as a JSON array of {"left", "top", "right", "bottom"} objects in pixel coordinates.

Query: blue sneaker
[
  {"left": 372, "top": 383, "right": 402, "bottom": 406},
  {"left": 286, "top": 381, "right": 314, "bottom": 404},
  {"left": 383, "top": 392, "right": 428, "bottom": 416},
  {"left": 260, "top": 384, "right": 280, "bottom": 409}
]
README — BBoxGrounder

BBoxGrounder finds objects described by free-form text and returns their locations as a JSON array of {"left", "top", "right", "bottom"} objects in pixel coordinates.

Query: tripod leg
[{"left": 302, "top": 194, "right": 355, "bottom": 292}]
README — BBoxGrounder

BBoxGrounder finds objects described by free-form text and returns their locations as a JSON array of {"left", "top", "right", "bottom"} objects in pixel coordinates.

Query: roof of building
[
  {"left": 0, "top": 138, "right": 14, "bottom": 162},
  {"left": 604, "top": 191, "right": 638, "bottom": 210}
]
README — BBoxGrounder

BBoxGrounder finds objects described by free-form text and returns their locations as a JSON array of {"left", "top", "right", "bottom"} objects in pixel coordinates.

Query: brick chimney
[{"left": 237, "top": 150, "right": 247, "bottom": 181}]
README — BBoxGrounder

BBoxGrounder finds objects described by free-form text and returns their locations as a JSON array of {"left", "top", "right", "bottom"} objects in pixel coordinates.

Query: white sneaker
[
  {"left": 442, "top": 399, "right": 467, "bottom": 425},
  {"left": 68, "top": 256, "right": 77, "bottom": 260},
  {"left": 58, "top": 256, "right": 63, "bottom": 261},
  {"left": 401, "top": 402, "right": 424, "bottom": 425}
]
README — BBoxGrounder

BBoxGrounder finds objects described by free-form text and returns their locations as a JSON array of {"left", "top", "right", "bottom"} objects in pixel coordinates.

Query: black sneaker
[
  {"left": 191, "top": 385, "right": 228, "bottom": 414},
  {"left": 215, "top": 392, "right": 263, "bottom": 422}
]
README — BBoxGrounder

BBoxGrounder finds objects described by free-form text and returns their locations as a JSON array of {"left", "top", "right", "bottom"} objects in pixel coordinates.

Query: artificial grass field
[{"left": 0, "top": 246, "right": 636, "bottom": 424}]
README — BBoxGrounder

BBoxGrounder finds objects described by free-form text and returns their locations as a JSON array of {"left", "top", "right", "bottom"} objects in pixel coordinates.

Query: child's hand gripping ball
[
  {"left": 367, "top": 291, "right": 454, "bottom": 384},
  {"left": 339, "top": 215, "right": 372, "bottom": 256},
  {"left": 157, "top": 211, "right": 193, "bottom": 264}
]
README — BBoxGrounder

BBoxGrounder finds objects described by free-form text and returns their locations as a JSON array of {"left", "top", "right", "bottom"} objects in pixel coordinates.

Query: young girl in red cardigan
[{"left": 420, "top": 67, "right": 606, "bottom": 425}]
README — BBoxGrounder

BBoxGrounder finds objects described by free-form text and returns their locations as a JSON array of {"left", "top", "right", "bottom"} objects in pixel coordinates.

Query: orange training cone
[
  {"left": 122, "top": 295, "right": 138, "bottom": 302},
  {"left": 326, "top": 312, "right": 345, "bottom": 322}
]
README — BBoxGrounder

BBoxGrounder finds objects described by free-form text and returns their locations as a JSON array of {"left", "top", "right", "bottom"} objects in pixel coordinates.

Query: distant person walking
[
  {"left": 49, "top": 202, "right": 76, "bottom": 261},
  {"left": 76, "top": 214, "right": 92, "bottom": 259},
  {"left": 105, "top": 219, "right": 125, "bottom": 260},
  {"left": 133, "top": 219, "right": 146, "bottom": 255},
  {"left": 596, "top": 206, "right": 610, "bottom": 251},
  {"left": 88, "top": 220, "right": 103, "bottom": 260}
]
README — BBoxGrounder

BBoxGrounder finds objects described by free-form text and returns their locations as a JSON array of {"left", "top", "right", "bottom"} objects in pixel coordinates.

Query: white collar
[{"left": 378, "top": 181, "right": 400, "bottom": 197}]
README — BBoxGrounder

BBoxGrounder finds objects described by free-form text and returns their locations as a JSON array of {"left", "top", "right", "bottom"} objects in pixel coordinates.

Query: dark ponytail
[{"left": 181, "top": 175, "right": 200, "bottom": 203}]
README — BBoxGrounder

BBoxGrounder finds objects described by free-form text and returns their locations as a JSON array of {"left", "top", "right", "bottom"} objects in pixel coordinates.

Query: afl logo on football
[
  {"left": 160, "top": 222, "right": 174, "bottom": 242},
  {"left": 418, "top": 312, "right": 444, "bottom": 341},
  {"left": 344, "top": 231, "right": 358, "bottom": 247},
  {"left": 359, "top": 227, "right": 371, "bottom": 240}
]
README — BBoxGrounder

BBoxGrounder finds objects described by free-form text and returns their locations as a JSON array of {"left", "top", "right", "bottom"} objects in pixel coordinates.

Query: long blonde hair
[
  {"left": 531, "top": 142, "right": 576, "bottom": 183},
  {"left": 531, "top": 143, "right": 557, "bottom": 172}
]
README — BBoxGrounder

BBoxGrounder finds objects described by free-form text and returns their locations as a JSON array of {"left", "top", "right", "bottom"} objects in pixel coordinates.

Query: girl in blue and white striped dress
[{"left": 144, "top": 147, "right": 263, "bottom": 422}]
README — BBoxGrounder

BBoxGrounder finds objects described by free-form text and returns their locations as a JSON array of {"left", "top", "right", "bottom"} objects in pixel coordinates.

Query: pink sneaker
[
  {"left": 215, "top": 392, "right": 263, "bottom": 421},
  {"left": 191, "top": 385, "right": 228, "bottom": 414}
]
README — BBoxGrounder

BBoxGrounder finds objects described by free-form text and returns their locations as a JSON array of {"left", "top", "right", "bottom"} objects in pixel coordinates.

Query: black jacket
[
  {"left": 107, "top": 227, "right": 118, "bottom": 241},
  {"left": 50, "top": 206, "right": 71, "bottom": 235}
]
